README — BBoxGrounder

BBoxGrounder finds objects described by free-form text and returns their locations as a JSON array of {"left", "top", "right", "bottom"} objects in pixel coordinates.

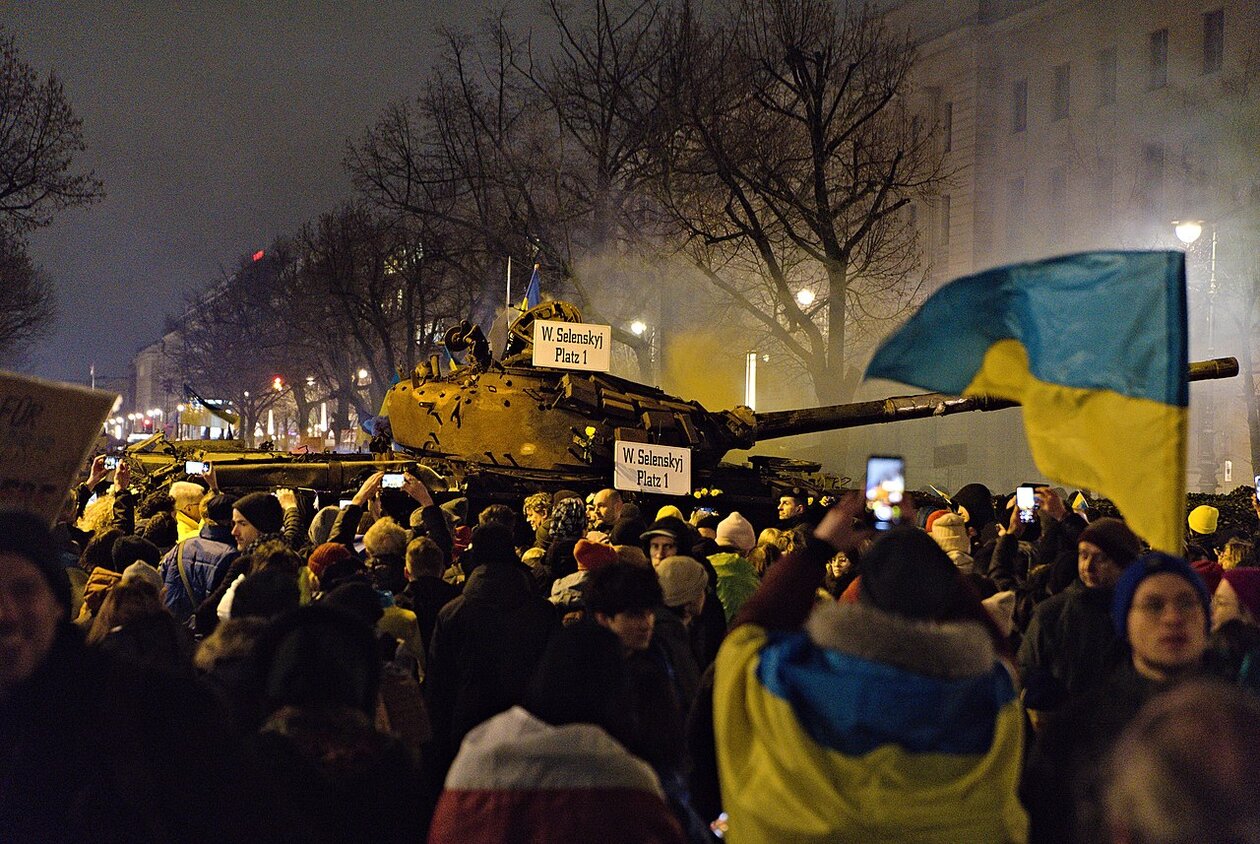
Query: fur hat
[
  {"left": 1188, "top": 505, "right": 1219, "bottom": 536},
  {"left": 715, "top": 512, "right": 756, "bottom": 554},
  {"left": 573, "top": 538, "right": 618, "bottom": 573},
  {"left": 233, "top": 492, "right": 284, "bottom": 535},
  {"left": 1222, "top": 568, "right": 1260, "bottom": 623},
  {"left": 1111, "top": 552, "right": 1211, "bottom": 638},
  {"left": 930, "top": 512, "right": 971, "bottom": 557},
  {"left": 0, "top": 510, "right": 70, "bottom": 613},
  {"left": 655, "top": 555, "right": 708, "bottom": 608},
  {"left": 1080, "top": 518, "right": 1143, "bottom": 569}
]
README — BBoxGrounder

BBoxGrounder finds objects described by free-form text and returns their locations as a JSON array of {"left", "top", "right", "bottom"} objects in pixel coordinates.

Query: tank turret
[{"left": 374, "top": 302, "right": 1238, "bottom": 503}]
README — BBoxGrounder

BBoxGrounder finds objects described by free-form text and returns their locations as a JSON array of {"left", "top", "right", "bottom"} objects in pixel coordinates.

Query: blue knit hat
[{"left": 1111, "top": 552, "right": 1211, "bottom": 639}]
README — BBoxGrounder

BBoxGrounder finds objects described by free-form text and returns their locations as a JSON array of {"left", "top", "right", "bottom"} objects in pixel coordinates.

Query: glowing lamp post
[{"left": 1174, "top": 219, "right": 1218, "bottom": 491}]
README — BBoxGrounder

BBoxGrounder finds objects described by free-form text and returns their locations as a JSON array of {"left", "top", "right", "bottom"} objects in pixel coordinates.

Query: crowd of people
[{"left": 4, "top": 455, "right": 1260, "bottom": 843}]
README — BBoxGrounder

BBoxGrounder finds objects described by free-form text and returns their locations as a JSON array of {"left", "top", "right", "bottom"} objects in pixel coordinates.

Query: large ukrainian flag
[{"left": 865, "top": 251, "right": 1187, "bottom": 553}]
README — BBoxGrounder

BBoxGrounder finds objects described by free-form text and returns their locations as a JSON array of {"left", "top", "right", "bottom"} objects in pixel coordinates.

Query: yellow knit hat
[{"left": 1188, "top": 505, "right": 1219, "bottom": 535}]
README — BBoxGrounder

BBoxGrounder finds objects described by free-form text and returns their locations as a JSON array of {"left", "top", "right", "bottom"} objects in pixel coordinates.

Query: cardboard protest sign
[{"left": 0, "top": 371, "right": 119, "bottom": 525}]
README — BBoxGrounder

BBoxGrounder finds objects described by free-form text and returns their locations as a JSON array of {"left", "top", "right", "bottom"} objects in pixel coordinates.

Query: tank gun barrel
[{"left": 751, "top": 356, "right": 1239, "bottom": 442}]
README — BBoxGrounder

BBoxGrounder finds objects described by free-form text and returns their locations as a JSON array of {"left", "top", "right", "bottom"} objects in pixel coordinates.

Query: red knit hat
[
  {"left": 573, "top": 538, "right": 618, "bottom": 572},
  {"left": 1222, "top": 569, "right": 1260, "bottom": 622},
  {"left": 308, "top": 542, "right": 353, "bottom": 579}
]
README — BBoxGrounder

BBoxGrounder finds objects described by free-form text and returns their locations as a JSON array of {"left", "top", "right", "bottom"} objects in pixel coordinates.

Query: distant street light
[
  {"left": 796, "top": 289, "right": 816, "bottom": 307},
  {"left": 1173, "top": 220, "right": 1203, "bottom": 245},
  {"left": 630, "top": 320, "right": 647, "bottom": 337}
]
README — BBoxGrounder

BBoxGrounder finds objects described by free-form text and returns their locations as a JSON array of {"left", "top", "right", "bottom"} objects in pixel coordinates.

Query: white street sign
[
  {"left": 614, "top": 440, "right": 691, "bottom": 496},
  {"left": 532, "top": 320, "right": 611, "bottom": 372}
]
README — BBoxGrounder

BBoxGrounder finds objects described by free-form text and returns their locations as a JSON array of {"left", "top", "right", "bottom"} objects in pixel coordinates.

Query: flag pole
[{"left": 505, "top": 256, "right": 512, "bottom": 309}]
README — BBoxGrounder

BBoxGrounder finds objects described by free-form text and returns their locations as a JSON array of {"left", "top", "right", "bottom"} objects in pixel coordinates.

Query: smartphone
[
  {"left": 185, "top": 460, "right": 210, "bottom": 475},
  {"left": 865, "top": 455, "right": 905, "bottom": 530},
  {"left": 103, "top": 456, "right": 120, "bottom": 470},
  {"left": 1017, "top": 484, "right": 1038, "bottom": 524},
  {"left": 381, "top": 472, "right": 405, "bottom": 489}
]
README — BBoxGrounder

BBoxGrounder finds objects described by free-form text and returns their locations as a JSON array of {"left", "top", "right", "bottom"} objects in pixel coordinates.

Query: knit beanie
[
  {"left": 234, "top": 492, "right": 284, "bottom": 534},
  {"left": 0, "top": 509, "right": 71, "bottom": 614},
  {"left": 1079, "top": 517, "right": 1142, "bottom": 569},
  {"left": 1111, "top": 552, "right": 1211, "bottom": 638},
  {"left": 308, "top": 505, "right": 340, "bottom": 546},
  {"left": 204, "top": 493, "right": 236, "bottom": 525},
  {"left": 322, "top": 581, "right": 385, "bottom": 626},
  {"left": 609, "top": 517, "right": 647, "bottom": 546},
  {"left": 859, "top": 527, "right": 969, "bottom": 622},
  {"left": 120, "top": 561, "right": 164, "bottom": 592},
  {"left": 656, "top": 555, "right": 708, "bottom": 608},
  {"left": 1222, "top": 568, "right": 1260, "bottom": 623},
  {"left": 1188, "top": 505, "right": 1219, "bottom": 536},
  {"left": 930, "top": 512, "right": 971, "bottom": 556},
  {"left": 655, "top": 504, "right": 684, "bottom": 522},
  {"left": 308, "top": 542, "right": 353, "bottom": 580},
  {"left": 1190, "top": 558, "right": 1224, "bottom": 596},
  {"left": 715, "top": 512, "right": 756, "bottom": 554},
  {"left": 573, "top": 538, "right": 619, "bottom": 573}
]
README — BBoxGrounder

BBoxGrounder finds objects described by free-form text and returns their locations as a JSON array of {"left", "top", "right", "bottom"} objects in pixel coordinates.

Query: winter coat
[
  {"left": 0, "top": 627, "right": 257, "bottom": 842},
  {"left": 430, "top": 706, "right": 684, "bottom": 844},
  {"left": 713, "top": 540, "right": 1027, "bottom": 844},
  {"left": 1017, "top": 580, "right": 1125, "bottom": 710},
  {"left": 75, "top": 567, "right": 121, "bottom": 624},
  {"left": 425, "top": 562, "right": 558, "bottom": 771},
  {"left": 159, "top": 522, "right": 238, "bottom": 623},
  {"left": 399, "top": 576, "right": 462, "bottom": 654}
]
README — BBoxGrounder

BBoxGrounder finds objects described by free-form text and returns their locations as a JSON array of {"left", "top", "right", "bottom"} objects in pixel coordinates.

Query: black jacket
[{"left": 425, "top": 562, "right": 558, "bottom": 771}]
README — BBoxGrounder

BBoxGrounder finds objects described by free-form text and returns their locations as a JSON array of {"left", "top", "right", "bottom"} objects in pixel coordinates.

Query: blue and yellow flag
[
  {"left": 520, "top": 263, "right": 541, "bottom": 310},
  {"left": 865, "top": 251, "right": 1187, "bottom": 552}
]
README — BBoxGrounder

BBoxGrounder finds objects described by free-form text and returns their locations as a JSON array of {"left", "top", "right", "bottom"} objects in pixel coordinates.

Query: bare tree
[
  {"left": 656, "top": 0, "right": 946, "bottom": 403},
  {"left": 0, "top": 28, "right": 103, "bottom": 234},
  {"left": 0, "top": 231, "right": 54, "bottom": 364}
]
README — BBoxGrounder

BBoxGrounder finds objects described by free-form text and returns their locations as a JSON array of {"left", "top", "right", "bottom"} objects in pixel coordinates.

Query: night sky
[{"left": 8, "top": 2, "right": 501, "bottom": 385}]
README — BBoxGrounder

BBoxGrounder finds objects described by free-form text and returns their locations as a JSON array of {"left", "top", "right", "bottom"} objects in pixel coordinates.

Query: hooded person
[{"left": 712, "top": 501, "right": 1027, "bottom": 844}]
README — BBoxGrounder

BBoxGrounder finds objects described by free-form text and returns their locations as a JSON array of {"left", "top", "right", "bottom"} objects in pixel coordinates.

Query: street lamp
[
  {"left": 796, "top": 289, "right": 816, "bottom": 308},
  {"left": 1174, "top": 218, "right": 1219, "bottom": 491},
  {"left": 629, "top": 320, "right": 657, "bottom": 384},
  {"left": 630, "top": 320, "right": 647, "bottom": 337}
]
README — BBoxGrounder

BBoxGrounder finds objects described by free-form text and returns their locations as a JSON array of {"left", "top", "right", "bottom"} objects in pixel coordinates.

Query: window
[
  {"left": 1203, "top": 9, "right": 1224, "bottom": 74},
  {"left": 1140, "top": 143, "right": 1165, "bottom": 215},
  {"left": 1049, "top": 168, "right": 1067, "bottom": 242},
  {"left": 1098, "top": 47, "right": 1117, "bottom": 106},
  {"left": 1006, "top": 178, "right": 1026, "bottom": 249},
  {"left": 942, "top": 101, "right": 953, "bottom": 152},
  {"left": 1149, "top": 29, "right": 1168, "bottom": 89},
  {"left": 1012, "top": 78, "right": 1027, "bottom": 133},
  {"left": 1053, "top": 63, "right": 1071, "bottom": 120},
  {"left": 939, "top": 194, "right": 951, "bottom": 248}
]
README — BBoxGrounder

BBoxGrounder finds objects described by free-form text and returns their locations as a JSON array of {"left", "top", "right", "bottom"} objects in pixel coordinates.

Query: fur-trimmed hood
[{"left": 805, "top": 599, "right": 996, "bottom": 680}]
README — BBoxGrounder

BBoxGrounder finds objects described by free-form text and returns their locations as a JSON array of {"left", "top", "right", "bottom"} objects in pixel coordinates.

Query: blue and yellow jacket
[{"left": 713, "top": 539, "right": 1028, "bottom": 843}]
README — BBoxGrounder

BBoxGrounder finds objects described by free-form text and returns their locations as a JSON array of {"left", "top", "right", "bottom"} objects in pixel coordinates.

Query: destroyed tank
[{"left": 369, "top": 301, "right": 1239, "bottom": 508}]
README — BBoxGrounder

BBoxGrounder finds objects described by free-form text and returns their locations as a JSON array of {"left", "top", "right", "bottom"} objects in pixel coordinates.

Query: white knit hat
[{"left": 716, "top": 512, "right": 756, "bottom": 553}]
